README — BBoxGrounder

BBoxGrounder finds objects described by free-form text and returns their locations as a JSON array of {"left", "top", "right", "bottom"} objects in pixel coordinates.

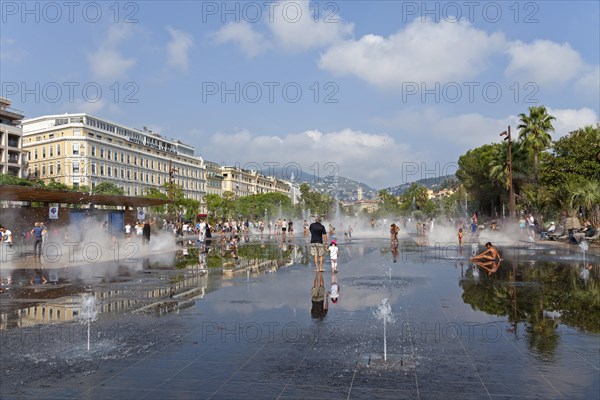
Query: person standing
[
  {"left": 1, "top": 226, "right": 13, "bottom": 250},
  {"left": 328, "top": 240, "right": 339, "bottom": 272},
  {"left": 309, "top": 216, "right": 328, "bottom": 271},
  {"left": 31, "top": 222, "right": 46, "bottom": 259},
  {"left": 281, "top": 219, "right": 287, "bottom": 240},
  {"left": 198, "top": 218, "right": 207, "bottom": 243},
  {"left": 124, "top": 222, "right": 132, "bottom": 239},
  {"left": 142, "top": 220, "right": 151, "bottom": 245}
]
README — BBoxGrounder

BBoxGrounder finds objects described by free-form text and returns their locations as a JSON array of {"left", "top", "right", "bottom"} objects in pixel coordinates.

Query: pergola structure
[{"left": 0, "top": 185, "right": 172, "bottom": 208}]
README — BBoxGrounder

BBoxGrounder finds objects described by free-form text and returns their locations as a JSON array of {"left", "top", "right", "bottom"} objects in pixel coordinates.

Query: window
[
  {"left": 57, "top": 144, "right": 61, "bottom": 156},
  {"left": 49, "top": 164, "right": 54, "bottom": 175},
  {"left": 91, "top": 145, "right": 96, "bottom": 157},
  {"left": 57, "top": 162, "right": 61, "bottom": 174},
  {"left": 134, "top": 156, "right": 137, "bottom": 165},
  {"left": 42, "top": 165, "right": 46, "bottom": 176},
  {"left": 120, "top": 153, "right": 124, "bottom": 162},
  {"left": 127, "top": 170, "right": 131, "bottom": 179},
  {"left": 133, "top": 172, "right": 137, "bottom": 180},
  {"left": 107, "top": 149, "right": 112, "bottom": 159},
  {"left": 100, "top": 164, "right": 104, "bottom": 176},
  {"left": 49, "top": 134, "right": 54, "bottom": 139},
  {"left": 91, "top": 164, "right": 96, "bottom": 175},
  {"left": 127, "top": 155, "right": 130, "bottom": 163},
  {"left": 121, "top": 169, "right": 124, "bottom": 179},
  {"left": 73, "top": 163, "right": 80, "bottom": 174},
  {"left": 107, "top": 166, "right": 112, "bottom": 177},
  {"left": 42, "top": 147, "right": 46, "bottom": 158},
  {"left": 100, "top": 148, "right": 104, "bottom": 158},
  {"left": 49, "top": 146, "right": 53, "bottom": 157},
  {"left": 72, "top": 143, "right": 79, "bottom": 155},
  {"left": 34, "top": 149, "right": 38, "bottom": 159}
]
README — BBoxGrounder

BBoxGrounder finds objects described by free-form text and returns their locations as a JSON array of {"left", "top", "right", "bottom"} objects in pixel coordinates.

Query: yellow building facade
[{"left": 22, "top": 114, "right": 206, "bottom": 202}]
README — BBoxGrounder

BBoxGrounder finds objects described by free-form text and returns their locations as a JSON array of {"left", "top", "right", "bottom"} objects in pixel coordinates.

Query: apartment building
[
  {"left": 221, "top": 166, "right": 291, "bottom": 198},
  {"left": 21, "top": 114, "right": 206, "bottom": 202},
  {"left": 0, "top": 97, "right": 25, "bottom": 177},
  {"left": 205, "top": 160, "right": 224, "bottom": 197}
]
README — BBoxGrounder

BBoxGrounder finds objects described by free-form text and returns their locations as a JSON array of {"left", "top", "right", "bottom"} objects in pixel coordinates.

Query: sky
[{"left": 1, "top": 0, "right": 599, "bottom": 189}]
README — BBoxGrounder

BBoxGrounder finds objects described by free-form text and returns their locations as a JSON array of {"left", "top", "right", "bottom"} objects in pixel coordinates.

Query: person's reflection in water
[
  {"left": 330, "top": 272, "right": 339, "bottom": 304},
  {"left": 29, "top": 269, "right": 47, "bottom": 285},
  {"left": 391, "top": 242, "right": 399, "bottom": 263},
  {"left": 473, "top": 259, "right": 502, "bottom": 276},
  {"left": 311, "top": 271, "right": 329, "bottom": 319}
]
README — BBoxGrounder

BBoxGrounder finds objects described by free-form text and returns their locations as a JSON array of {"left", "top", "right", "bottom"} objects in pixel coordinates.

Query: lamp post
[{"left": 500, "top": 126, "right": 516, "bottom": 220}]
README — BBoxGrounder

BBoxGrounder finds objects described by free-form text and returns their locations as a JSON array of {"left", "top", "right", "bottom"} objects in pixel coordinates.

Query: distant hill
[
  {"left": 271, "top": 170, "right": 378, "bottom": 201},
  {"left": 384, "top": 174, "right": 457, "bottom": 196},
  {"left": 268, "top": 169, "right": 456, "bottom": 201}
]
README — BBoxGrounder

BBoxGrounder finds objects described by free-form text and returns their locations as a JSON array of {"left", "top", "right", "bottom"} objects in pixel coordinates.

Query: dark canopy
[{"left": 0, "top": 185, "right": 172, "bottom": 208}]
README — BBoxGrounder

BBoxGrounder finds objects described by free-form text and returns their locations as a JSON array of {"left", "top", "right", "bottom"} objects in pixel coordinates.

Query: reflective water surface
[{"left": 1, "top": 236, "right": 598, "bottom": 399}]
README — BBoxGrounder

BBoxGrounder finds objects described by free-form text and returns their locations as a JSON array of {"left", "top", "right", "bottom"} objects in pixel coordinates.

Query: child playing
[
  {"left": 458, "top": 228, "right": 464, "bottom": 247},
  {"left": 328, "top": 240, "right": 339, "bottom": 272}
]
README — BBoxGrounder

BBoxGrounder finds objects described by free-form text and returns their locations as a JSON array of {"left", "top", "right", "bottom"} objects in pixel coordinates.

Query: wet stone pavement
[{"left": 0, "top": 237, "right": 599, "bottom": 399}]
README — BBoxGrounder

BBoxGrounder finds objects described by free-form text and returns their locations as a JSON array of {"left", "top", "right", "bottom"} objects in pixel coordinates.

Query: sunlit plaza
[{"left": 1, "top": 226, "right": 598, "bottom": 399}]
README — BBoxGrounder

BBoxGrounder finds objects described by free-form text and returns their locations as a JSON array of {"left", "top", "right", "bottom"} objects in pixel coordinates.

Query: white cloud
[
  {"left": 575, "top": 65, "right": 600, "bottom": 96},
  {"left": 212, "top": 22, "right": 271, "bottom": 57},
  {"left": 318, "top": 18, "right": 506, "bottom": 87},
  {"left": 210, "top": 0, "right": 353, "bottom": 56},
  {"left": 200, "top": 128, "right": 423, "bottom": 188},
  {"left": 548, "top": 107, "right": 599, "bottom": 138},
  {"left": 381, "top": 107, "right": 599, "bottom": 149},
  {"left": 268, "top": 0, "right": 354, "bottom": 51},
  {"left": 64, "top": 99, "right": 107, "bottom": 114},
  {"left": 166, "top": 26, "right": 194, "bottom": 71},
  {"left": 87, "top": 25, "right": 136, "bottom": 81},
  {"left": 506, "top": 40, "right": 585, "bottom": 84},
  {"left": 0, "top": 37, "right": 26, "bottom": 61}
]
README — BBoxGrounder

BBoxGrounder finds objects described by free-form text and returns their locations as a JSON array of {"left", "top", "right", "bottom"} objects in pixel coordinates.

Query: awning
[{"left": 0, "top": 185, "right": 172, "bottom": 207}]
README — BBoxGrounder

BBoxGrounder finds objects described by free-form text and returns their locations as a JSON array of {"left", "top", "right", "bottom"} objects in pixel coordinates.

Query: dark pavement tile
[
  {"left": 211, "top": 382, "right": 285, "bottom": 398},
  {"left": 348, "top": 387, "right": 416, "bottom": 399},
  {"left": 279, "top": 384, "right": 349, "bottom": 399}
]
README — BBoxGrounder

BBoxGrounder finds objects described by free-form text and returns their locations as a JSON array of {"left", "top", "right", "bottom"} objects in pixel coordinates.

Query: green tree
[
  {"left": 456, "top": 145, "right": 501, "bottom": 215},
  {"left": 0, "top": 174, "right": 34, "bottom": 186},
  {"left": 377, "top": 189, "right": 400, "bottom": 214},
  {"left": 92, "top": 182, "right": 124, "bottom": 195},
  {"left": 517, "top": 106, "right": 555, "bottom": 204},
  {"left": 299, "top": 183, "right": 334, "bottom": 217},
  {"left": 542, "top": 124, "right": 600, "bottom": 187}
]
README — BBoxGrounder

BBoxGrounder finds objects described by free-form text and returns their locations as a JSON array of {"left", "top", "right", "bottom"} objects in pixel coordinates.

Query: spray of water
[
  {"left": 579, "top": 240, "right": 589, "bottom": 266},
  {"left": 78, "top": 294, "right": 99, "bottom": 351},
  {"left": 373, "top": 298, "right": 395, "bottom": 361}
]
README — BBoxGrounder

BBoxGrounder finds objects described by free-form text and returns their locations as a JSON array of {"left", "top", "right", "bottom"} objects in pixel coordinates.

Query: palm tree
[
  {"left": 569, "top": 180, "right": 600, "bottom": 226},
  {"left": 517, "top": 106, "right": 556, "bottom": 206}
]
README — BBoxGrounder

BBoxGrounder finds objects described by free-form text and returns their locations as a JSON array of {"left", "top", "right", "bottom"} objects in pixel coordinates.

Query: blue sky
[{"left": 2, "top": 0, "right": 599, "bottom": 188}]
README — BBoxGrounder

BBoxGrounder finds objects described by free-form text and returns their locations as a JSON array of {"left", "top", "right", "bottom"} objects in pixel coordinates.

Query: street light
[{"left": 500, "top": 126, "right": 516, "bottom": 220}]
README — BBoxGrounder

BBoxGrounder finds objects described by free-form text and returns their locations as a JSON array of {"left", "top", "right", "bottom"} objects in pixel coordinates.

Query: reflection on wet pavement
[{"left": 0, "top": 237, "right": 598, "bottom": 399}]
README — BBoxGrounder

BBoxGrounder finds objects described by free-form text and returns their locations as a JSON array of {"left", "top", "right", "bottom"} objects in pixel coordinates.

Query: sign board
[
  {"left": 49, "top": 204, "right": 59, "bottom": 220},
  {"left": 137, "top": 209, "right": 145, "bottom": 221}
]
